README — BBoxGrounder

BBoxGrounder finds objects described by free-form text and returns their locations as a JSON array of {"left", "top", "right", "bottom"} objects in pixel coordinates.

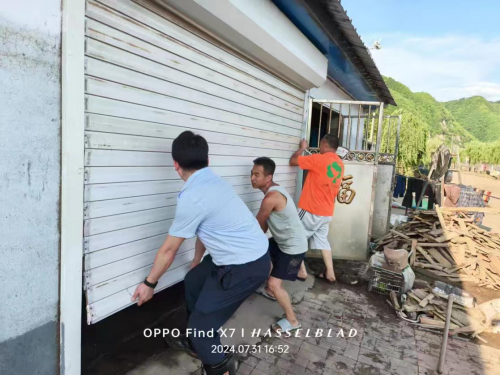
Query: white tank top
[{"left": 266, "top": 186, "right": 308, "bottom": 255}]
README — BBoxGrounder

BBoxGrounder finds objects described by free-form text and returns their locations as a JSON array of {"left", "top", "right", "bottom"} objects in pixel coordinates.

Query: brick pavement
[
  {"left": 125, "top": 280, "right": 500, "bottom": 375},
  {"left": 238, "top": 287, "right": 500, "bottom": 375}
]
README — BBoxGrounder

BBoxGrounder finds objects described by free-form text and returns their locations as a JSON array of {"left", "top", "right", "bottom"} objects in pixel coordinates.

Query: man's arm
[
  {"left": 290, "top": 139, "right": 308, "bottom": 166},
  {"left": 191, "top": 237, "right": 206, "bottom": 269},
  {"left": 256, "top": 193, "right": 278, "bottom": 233},
  {"left": 132, "top": 235, "right": 185, "bottom": 306}
]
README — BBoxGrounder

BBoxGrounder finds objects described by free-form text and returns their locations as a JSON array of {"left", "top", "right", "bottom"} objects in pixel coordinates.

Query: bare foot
[
  {"left": 297, "top": 271, "right": 308, "bottom": 279},
  {"left": 318, "top": 273, "right": 336, "bottom": 283}
]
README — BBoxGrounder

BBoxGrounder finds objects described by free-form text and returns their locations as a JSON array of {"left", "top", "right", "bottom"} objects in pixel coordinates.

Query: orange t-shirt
[{"left": 298, "top": 152, "right": 345, "bottom": 217}]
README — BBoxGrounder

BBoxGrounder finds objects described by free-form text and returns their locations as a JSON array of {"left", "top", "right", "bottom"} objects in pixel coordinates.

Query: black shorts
[{"left": 268, "top": 238, "right": 306, "bottom": 281}]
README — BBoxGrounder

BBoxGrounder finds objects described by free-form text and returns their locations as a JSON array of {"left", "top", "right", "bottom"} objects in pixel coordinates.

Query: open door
[{"left": 304, "top": 99, "right": 387, "bottom": 260}]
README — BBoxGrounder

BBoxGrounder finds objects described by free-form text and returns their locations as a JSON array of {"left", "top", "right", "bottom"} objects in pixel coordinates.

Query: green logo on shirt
[{"left": 327, "top": 162, "right": 342, "bottom": 184}]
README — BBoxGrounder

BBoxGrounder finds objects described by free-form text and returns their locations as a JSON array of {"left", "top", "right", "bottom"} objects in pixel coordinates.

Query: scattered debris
[{"left": 375, "top": 206, "right": 500, "bottom": 290}]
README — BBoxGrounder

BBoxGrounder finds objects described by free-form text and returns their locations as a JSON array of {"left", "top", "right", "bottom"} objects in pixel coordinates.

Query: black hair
[
  {"left": 172, "top": 131, "right": 209, "bottom": 170},
  {"left": 322, "top": 134, "right": 339, "bottom": 150},
  {"left": 253, "top": 157, "right": 276, "bottom": 176}
]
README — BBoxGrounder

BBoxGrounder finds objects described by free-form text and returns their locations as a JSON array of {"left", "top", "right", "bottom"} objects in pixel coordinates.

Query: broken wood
[
  {"left": 377, "top": 209, "right": 500, "bottom": 289},
  {"left": 441, "top": 207, "right": 500, "bottom": 213},
  {"left": 419, "top": 294, "right": 435, "bottom": 307}
]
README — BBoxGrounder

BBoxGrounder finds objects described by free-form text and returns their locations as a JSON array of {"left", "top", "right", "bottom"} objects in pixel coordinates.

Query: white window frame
[{"left": 60, "top": 0, "right": 85, "bottom": 373}]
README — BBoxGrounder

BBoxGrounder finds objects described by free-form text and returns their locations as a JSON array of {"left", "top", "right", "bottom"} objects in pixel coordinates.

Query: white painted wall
[
  {"left": 160, "top": 0, "right": 327, "bottom": 90},
  {"left": 0, "top": 0, "right": 61, "bottom": 342},
  {"left": 309, "top": 78, "right": 353, "bottom": 101}
]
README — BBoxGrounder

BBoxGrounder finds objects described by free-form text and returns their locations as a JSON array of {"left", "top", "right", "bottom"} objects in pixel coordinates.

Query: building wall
[
  {"left": 309, "top": 78, "right": 353, "bottom": 101},
  {"left": 0, "top": 1, "right": 62, "bottom": 374}
]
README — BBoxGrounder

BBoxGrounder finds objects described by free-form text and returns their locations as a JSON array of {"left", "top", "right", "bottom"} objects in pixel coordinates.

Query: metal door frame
[{"left": 304, "top": 98, "right": 385, "bottom": 257}]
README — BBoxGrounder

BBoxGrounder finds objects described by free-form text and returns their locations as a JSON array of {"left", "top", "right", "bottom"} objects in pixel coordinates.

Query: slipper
[
  {"left": 255, "top": 286, "right": 276, "bottom": 301},
  {"left": 317, "top": 273, "right": 336, "bottom": 285},
  {"left": 296, "top": 276, "right": 307, "bottom": 282},
  {"left": 272, "top": 318, "right": 302, "bottom": 334}
]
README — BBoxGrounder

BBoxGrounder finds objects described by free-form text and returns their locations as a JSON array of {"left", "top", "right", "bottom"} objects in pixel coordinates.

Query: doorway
[{"left": 308, "top": 102, "right": 340, "bottom": 148}]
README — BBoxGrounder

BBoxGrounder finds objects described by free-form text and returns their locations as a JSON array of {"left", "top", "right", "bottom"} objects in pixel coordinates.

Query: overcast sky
[{"left": 341, "top": 0, "right": 500, "bottom": 102}]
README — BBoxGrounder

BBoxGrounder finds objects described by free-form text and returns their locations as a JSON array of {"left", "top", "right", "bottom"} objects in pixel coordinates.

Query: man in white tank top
[{"left": 251, "top": 157, "right": 308, "bottom": 333}]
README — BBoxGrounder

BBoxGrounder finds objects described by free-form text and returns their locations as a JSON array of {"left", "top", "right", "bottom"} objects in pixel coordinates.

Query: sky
[{"left": 341, "top": 0, "right": 500, "bottom": 102}]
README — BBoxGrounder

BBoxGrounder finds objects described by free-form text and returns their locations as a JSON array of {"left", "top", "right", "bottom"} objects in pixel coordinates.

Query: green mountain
[
  {"left": 444, "top": 96, "right": 500, "bottom": 142},
  {"left": 383, "top": 77, "right": 475, "bottom": 144}
]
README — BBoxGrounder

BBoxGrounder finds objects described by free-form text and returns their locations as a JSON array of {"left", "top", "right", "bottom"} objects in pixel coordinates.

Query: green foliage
[
  {"left": 444, "top": 96, "right": 500, "bottom": 142},
  {"left": 377, "top": 109, "right": 428, "bottom": 171},
  {"left": 384, "top": 77, "right": 475, "bottom": 144},
  {"left": 380, "top": 77, "right": 500, "bottom": 169},
  {"left": 462, "top": 140, "right": 500, "bottom": 164}
]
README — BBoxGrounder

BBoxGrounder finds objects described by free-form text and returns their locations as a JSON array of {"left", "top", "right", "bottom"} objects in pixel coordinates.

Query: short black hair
[
  {"left": 253, "top": 157, "right": 275, "bottom": 176},
  {"left": 322, "top": 134, "right": 339, "bottom": 150},
  {"left": 172, "top": 131, "right": 209, "bottom": 170}
]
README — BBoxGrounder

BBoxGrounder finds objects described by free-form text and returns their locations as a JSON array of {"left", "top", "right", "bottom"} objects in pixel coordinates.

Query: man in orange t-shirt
[{"left": 290, "top": 134, "right": 344, "bottom": 283}]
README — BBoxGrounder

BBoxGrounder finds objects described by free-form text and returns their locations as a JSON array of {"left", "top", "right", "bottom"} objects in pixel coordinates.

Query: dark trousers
[{"left": 184, "top": 252, "right": 270, "bottom": 365}]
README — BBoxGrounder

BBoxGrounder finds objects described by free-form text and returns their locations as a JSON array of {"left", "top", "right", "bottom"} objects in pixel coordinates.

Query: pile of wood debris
[
  {"left": 376, "top": 206, "right": 500, "bottom": 290},
  {"left": 387, "top": 287, "right": 495, "bottom": 341}
]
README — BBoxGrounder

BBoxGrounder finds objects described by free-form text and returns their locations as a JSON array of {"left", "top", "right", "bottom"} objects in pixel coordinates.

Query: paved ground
[
  {"left": 126, "top": 276, "right": 500, "bottom": 375},
  {"left": 125, "top": 172, "right": 500, "bottom": 375}
]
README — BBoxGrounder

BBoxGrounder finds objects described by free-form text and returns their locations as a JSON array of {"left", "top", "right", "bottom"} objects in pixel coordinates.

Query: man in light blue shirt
[{"left": 132, "top": 131, "right": 270, "bottom": 375}]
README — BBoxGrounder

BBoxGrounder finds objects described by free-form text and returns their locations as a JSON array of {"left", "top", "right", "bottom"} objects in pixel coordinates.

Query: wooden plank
[
  {"left": 441, "top": 207, "right": 500, "bottom": 213},
  {"left": 429, "top": 229, "right": 443, "bottom": 236},
  {"left": 85, "top": 165, "right": 296, "bottom": 184},
  {"left": 457, "top": 219, "right": 468, "bottom": 232},
  {"left": 390, "top": 229, "right": 411, "bottom": 240},
  {"left": 87, "top": 98, "right": 301, "bottom": 145},
  {"left": 489, "top": 256, "right": 500, "bottom": 274},
  {"left": 414, "top": 261, "right": 443, "bottom": 271},
  {"left": 85, "top": 1, "right": 305, "bottom": 104},
  {"left": 86, "top": 58, "right": 302, "bottom": 129},
  {"left": 418, "top": 243, "right": 450, "bottom": 248},
  {"left": 465, "top": 237, "right": 478, "bottom": 256},
  {"left": 435, "top": 232, "right": 461, "bottom": 243},
  {"left": 427, "top": 248, "right": 453, "bottom": 267},
  {"left": 86, "top": 38, "right": 303, "bottom": 120},
  {"left": 86, "top": 79, "right": 302, "bottom": 138},
  {"left": 449, "top": 245, "right": 466, "bottom": 265},
  {"left": 88, "top": 263, "right": 191, "bottom": 323},
  {"left": 437, "top": 247, "right": 456, "bottom": 266},
  {"left": 416, "top": 247, "right": 437, "bottom": 264},
  {"left": 410, "top": 240, "right": 417, "bottom": 266},
  {"left": 419, "top": 294, "right": 435, "bottom": 307}
]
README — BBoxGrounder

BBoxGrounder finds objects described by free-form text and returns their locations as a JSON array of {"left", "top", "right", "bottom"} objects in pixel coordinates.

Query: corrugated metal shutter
[{"left": 83, "top": 0, "right": 305, "bottom": 324}]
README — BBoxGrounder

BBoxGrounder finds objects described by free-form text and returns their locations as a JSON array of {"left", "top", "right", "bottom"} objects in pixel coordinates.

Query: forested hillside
[
  {"left": 383, "top": 77, "right": 500, "bottom": 166},
  {"left": 444, "top": 96, "right": 500, "bottom": 142}
]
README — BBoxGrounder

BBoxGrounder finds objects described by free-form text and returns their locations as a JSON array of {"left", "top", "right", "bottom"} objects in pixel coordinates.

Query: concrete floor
[{"left": 126, "top": 273, "right": 500, "bottom": 375}]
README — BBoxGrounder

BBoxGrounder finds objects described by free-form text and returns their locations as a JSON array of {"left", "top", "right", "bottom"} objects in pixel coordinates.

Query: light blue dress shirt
[{"left": 169, "top": 167, "right": 268, "bottom": 266}]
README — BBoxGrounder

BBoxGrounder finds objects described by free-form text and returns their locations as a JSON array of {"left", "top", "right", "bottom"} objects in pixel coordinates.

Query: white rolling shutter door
[{"left": 84, "top": 0, "right": 305, "bottom": 324}]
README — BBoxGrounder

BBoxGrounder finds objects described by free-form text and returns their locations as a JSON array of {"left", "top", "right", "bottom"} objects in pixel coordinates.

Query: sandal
[
  {"left": 255, "top": 286, "right": 276, "bottom": 301},
  {"left": 272, "top": 318, "right": 302, "bottom": 333}
]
